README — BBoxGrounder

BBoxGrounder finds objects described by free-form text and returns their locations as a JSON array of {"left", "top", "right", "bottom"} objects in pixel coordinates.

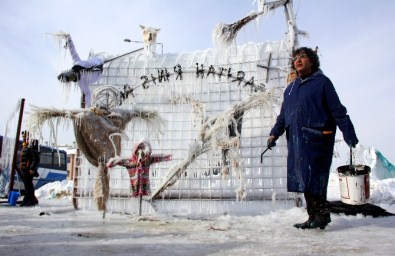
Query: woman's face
[{"left": 293, "top": 52, "right": 313, "bottom": 77}]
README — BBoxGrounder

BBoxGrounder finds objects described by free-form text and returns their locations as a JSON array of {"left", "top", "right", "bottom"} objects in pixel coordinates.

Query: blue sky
[{"left": 1, "top": 0, "right": 395, "bottom": 162}]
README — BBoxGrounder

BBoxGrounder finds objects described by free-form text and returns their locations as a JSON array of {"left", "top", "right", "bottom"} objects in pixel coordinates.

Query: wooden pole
[
  {"left": 72, "top": 91, "right": 85, "bottom": 209},
  {"left": 72, "top": 148, "right": 80, "bottom": 210},
  {"left": 139, "top": 194, "right": 143, "bottom": 216},
  {"left": 72, "top": 89, "right": 85, "bottom": 209},
  {"left": 8, "top": 98, "right": 25, "bottom": 194}
]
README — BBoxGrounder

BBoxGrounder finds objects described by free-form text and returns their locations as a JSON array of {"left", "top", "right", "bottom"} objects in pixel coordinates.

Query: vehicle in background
[{"left": 0, "top": 135, "right": 67, "bottom": 194}]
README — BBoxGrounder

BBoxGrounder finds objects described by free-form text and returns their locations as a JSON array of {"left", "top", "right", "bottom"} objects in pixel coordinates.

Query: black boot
[
  {"left": 315, "top": 199, "right": 331, "bottom": 226},
  {"left": 294, "top": 194, "right": 331, "bottom": 230},
  {"left": 293, "top": 219, "right": 328, "bottom": 230},
  {"left": 20, "top": 196, "right": 29, "bottom": 207},
  {"left": 293, "top": 214, "right": 331, "bottom": 230},
  {"left": 33, "top": 195, "right": 39, "bottom": 205}
]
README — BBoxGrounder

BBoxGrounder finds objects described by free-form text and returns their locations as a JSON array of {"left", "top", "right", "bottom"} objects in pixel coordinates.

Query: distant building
[{"left": 57, "top": 143, "right": 78, "bottom": 180}]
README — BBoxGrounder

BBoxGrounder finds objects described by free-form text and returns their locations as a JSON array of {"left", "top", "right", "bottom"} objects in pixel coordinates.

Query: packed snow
[{"left": 1, "top": 167, "right": 394, "bottom": 256}]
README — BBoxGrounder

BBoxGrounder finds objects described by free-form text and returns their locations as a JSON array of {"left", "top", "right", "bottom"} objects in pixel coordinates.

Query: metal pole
[
  {"left": 8, "top": 98, "right": 25, "bottom": 194},
  {"left": 138, "top": 194, "right": 143, "bottom": 216},
  {"left": 260, "top": 146, "right": 272, "bottom": 163},
  {"left": 138, "top": 168, "right": 143, "bottom": 216},
  {"left": 103, "top": 47, "right": 144, "bottom": 64}
]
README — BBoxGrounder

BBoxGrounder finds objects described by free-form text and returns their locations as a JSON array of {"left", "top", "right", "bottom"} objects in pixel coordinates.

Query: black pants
[{"left": 22, "top": 170, "right": 37, "bottom": 205}]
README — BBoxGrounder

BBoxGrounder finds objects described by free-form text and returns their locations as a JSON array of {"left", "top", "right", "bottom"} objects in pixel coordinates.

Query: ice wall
[{"left": 71, "top": 40, "right": 293, "bottom": 212}]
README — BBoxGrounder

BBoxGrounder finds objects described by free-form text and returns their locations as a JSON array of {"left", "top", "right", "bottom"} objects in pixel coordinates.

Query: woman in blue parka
[{"left": 267, "top": 47, "right": 359, "bottom": 229}]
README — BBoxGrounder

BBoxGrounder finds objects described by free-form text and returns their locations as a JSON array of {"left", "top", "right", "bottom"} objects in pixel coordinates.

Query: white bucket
[{"left": 337, "top": 165, "right": 370, "bottom": 205}]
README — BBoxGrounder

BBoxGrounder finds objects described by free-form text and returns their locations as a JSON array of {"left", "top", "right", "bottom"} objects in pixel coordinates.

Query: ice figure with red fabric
[{"left": 106, "top": 139, "right": 172, "bottom": 197}]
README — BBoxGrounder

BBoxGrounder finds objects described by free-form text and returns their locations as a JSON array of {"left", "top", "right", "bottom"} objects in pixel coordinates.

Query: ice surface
[{"left": 1, "top": 171, "right": 394, "bottom": 256}]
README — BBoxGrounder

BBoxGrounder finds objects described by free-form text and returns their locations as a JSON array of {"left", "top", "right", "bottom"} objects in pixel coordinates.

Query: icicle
[
  {"left": 94, "top": 162, "right": 110, "bottom": 212},
  {"left": 109, "top": 132, "right": 129, "bottom": 157}
]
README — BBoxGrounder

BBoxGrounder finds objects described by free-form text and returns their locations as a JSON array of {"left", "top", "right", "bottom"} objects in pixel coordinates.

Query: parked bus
[{"left": 0, "top": 135, "right": 68, "bottom": 194}]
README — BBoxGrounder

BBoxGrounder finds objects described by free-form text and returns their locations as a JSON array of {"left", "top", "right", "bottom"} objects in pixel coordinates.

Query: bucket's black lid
[{"left": 337, "top": 164, "right": 371, "bottom": 176}]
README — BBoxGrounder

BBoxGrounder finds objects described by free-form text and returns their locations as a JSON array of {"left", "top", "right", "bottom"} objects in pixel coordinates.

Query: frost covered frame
[{"left": 73, "top": 40, "right": 290, "bottom": 208}]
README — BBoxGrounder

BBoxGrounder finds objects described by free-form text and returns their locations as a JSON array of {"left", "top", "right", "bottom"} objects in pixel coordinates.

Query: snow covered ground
[{"left": 1, "top": 173, "right": 395, "bottom": 256}]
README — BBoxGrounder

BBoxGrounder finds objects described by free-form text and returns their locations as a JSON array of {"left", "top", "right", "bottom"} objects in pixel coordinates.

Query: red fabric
[
  {"left": 128, "top": 164, "right": 151, "bottom": 197},
  {"left": 111, "top": 139, "right": 171, "bottom": 197}
]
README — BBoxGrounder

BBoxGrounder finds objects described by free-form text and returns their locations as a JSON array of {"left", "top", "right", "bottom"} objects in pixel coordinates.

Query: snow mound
[{"left": 35, "top": 180, "right": 73, "bottom": 199}]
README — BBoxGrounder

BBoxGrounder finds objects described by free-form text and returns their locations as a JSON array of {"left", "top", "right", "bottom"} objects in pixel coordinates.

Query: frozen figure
[
  {"left": 57, "top": 34, "right": 104, "bottom": 108},
  {"left": 106, "top": 139, "right": 172, "bottom": 197}
]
